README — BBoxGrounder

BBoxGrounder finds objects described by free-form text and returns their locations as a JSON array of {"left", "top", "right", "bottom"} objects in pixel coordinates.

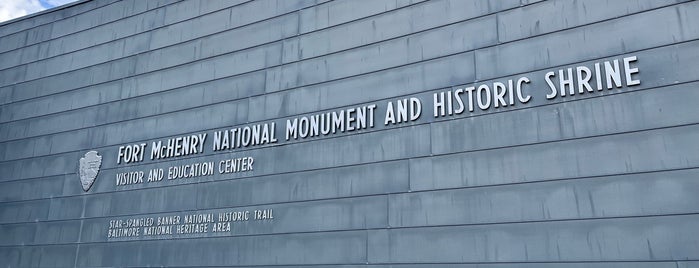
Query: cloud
[
  {"left": 0, "top": 0, "right": 45, "bottom": 23},
  {"left": 0, "top": 0, "right": 78, "bottom": 23}
]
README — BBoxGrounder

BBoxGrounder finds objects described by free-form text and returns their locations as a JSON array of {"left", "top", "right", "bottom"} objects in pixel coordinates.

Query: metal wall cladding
[{"left": 0, "top": 0, "right": 698, "bottom": 267}]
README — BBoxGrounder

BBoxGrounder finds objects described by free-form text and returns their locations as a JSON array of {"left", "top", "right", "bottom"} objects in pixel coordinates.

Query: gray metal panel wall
[{"left": 0, "top": 0, "right": 698, "bottom": 267}]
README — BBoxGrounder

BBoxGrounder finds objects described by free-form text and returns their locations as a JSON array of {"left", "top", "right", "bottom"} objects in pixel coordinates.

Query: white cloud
[
  {"left": 0, "top": 0, "right": 45, "bottom": 23},
  {"left": 0, "top": 0, "right": 79, "bottom": 23}
]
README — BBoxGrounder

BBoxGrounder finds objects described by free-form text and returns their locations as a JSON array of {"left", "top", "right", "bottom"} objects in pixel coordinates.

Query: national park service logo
[{"left": 79, "top": 151, "right": 102, "bottom": 192}]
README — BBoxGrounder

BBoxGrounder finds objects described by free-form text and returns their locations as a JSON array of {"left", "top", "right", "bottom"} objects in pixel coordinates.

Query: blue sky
[
  {"left": 0, "top": 0, "right": 79, "bottom": 23},
  {"left": 39, "top": 0, "right": 79, "bottom": 9}
]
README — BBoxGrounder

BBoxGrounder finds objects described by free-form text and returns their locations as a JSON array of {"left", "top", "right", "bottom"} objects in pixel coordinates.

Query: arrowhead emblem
[{"left": 79, "top": 151, "right": 102, "bottom": 192}]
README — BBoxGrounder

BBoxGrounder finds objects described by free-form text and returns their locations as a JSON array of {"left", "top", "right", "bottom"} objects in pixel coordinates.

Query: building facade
[{"left": 0, "top": 0, "right": 698, "bottom": 267}]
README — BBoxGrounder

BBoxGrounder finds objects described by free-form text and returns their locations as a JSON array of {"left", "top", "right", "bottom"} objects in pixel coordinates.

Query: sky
[{"left": 0, "top": 0, "right": 79, "bottom": 23}]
